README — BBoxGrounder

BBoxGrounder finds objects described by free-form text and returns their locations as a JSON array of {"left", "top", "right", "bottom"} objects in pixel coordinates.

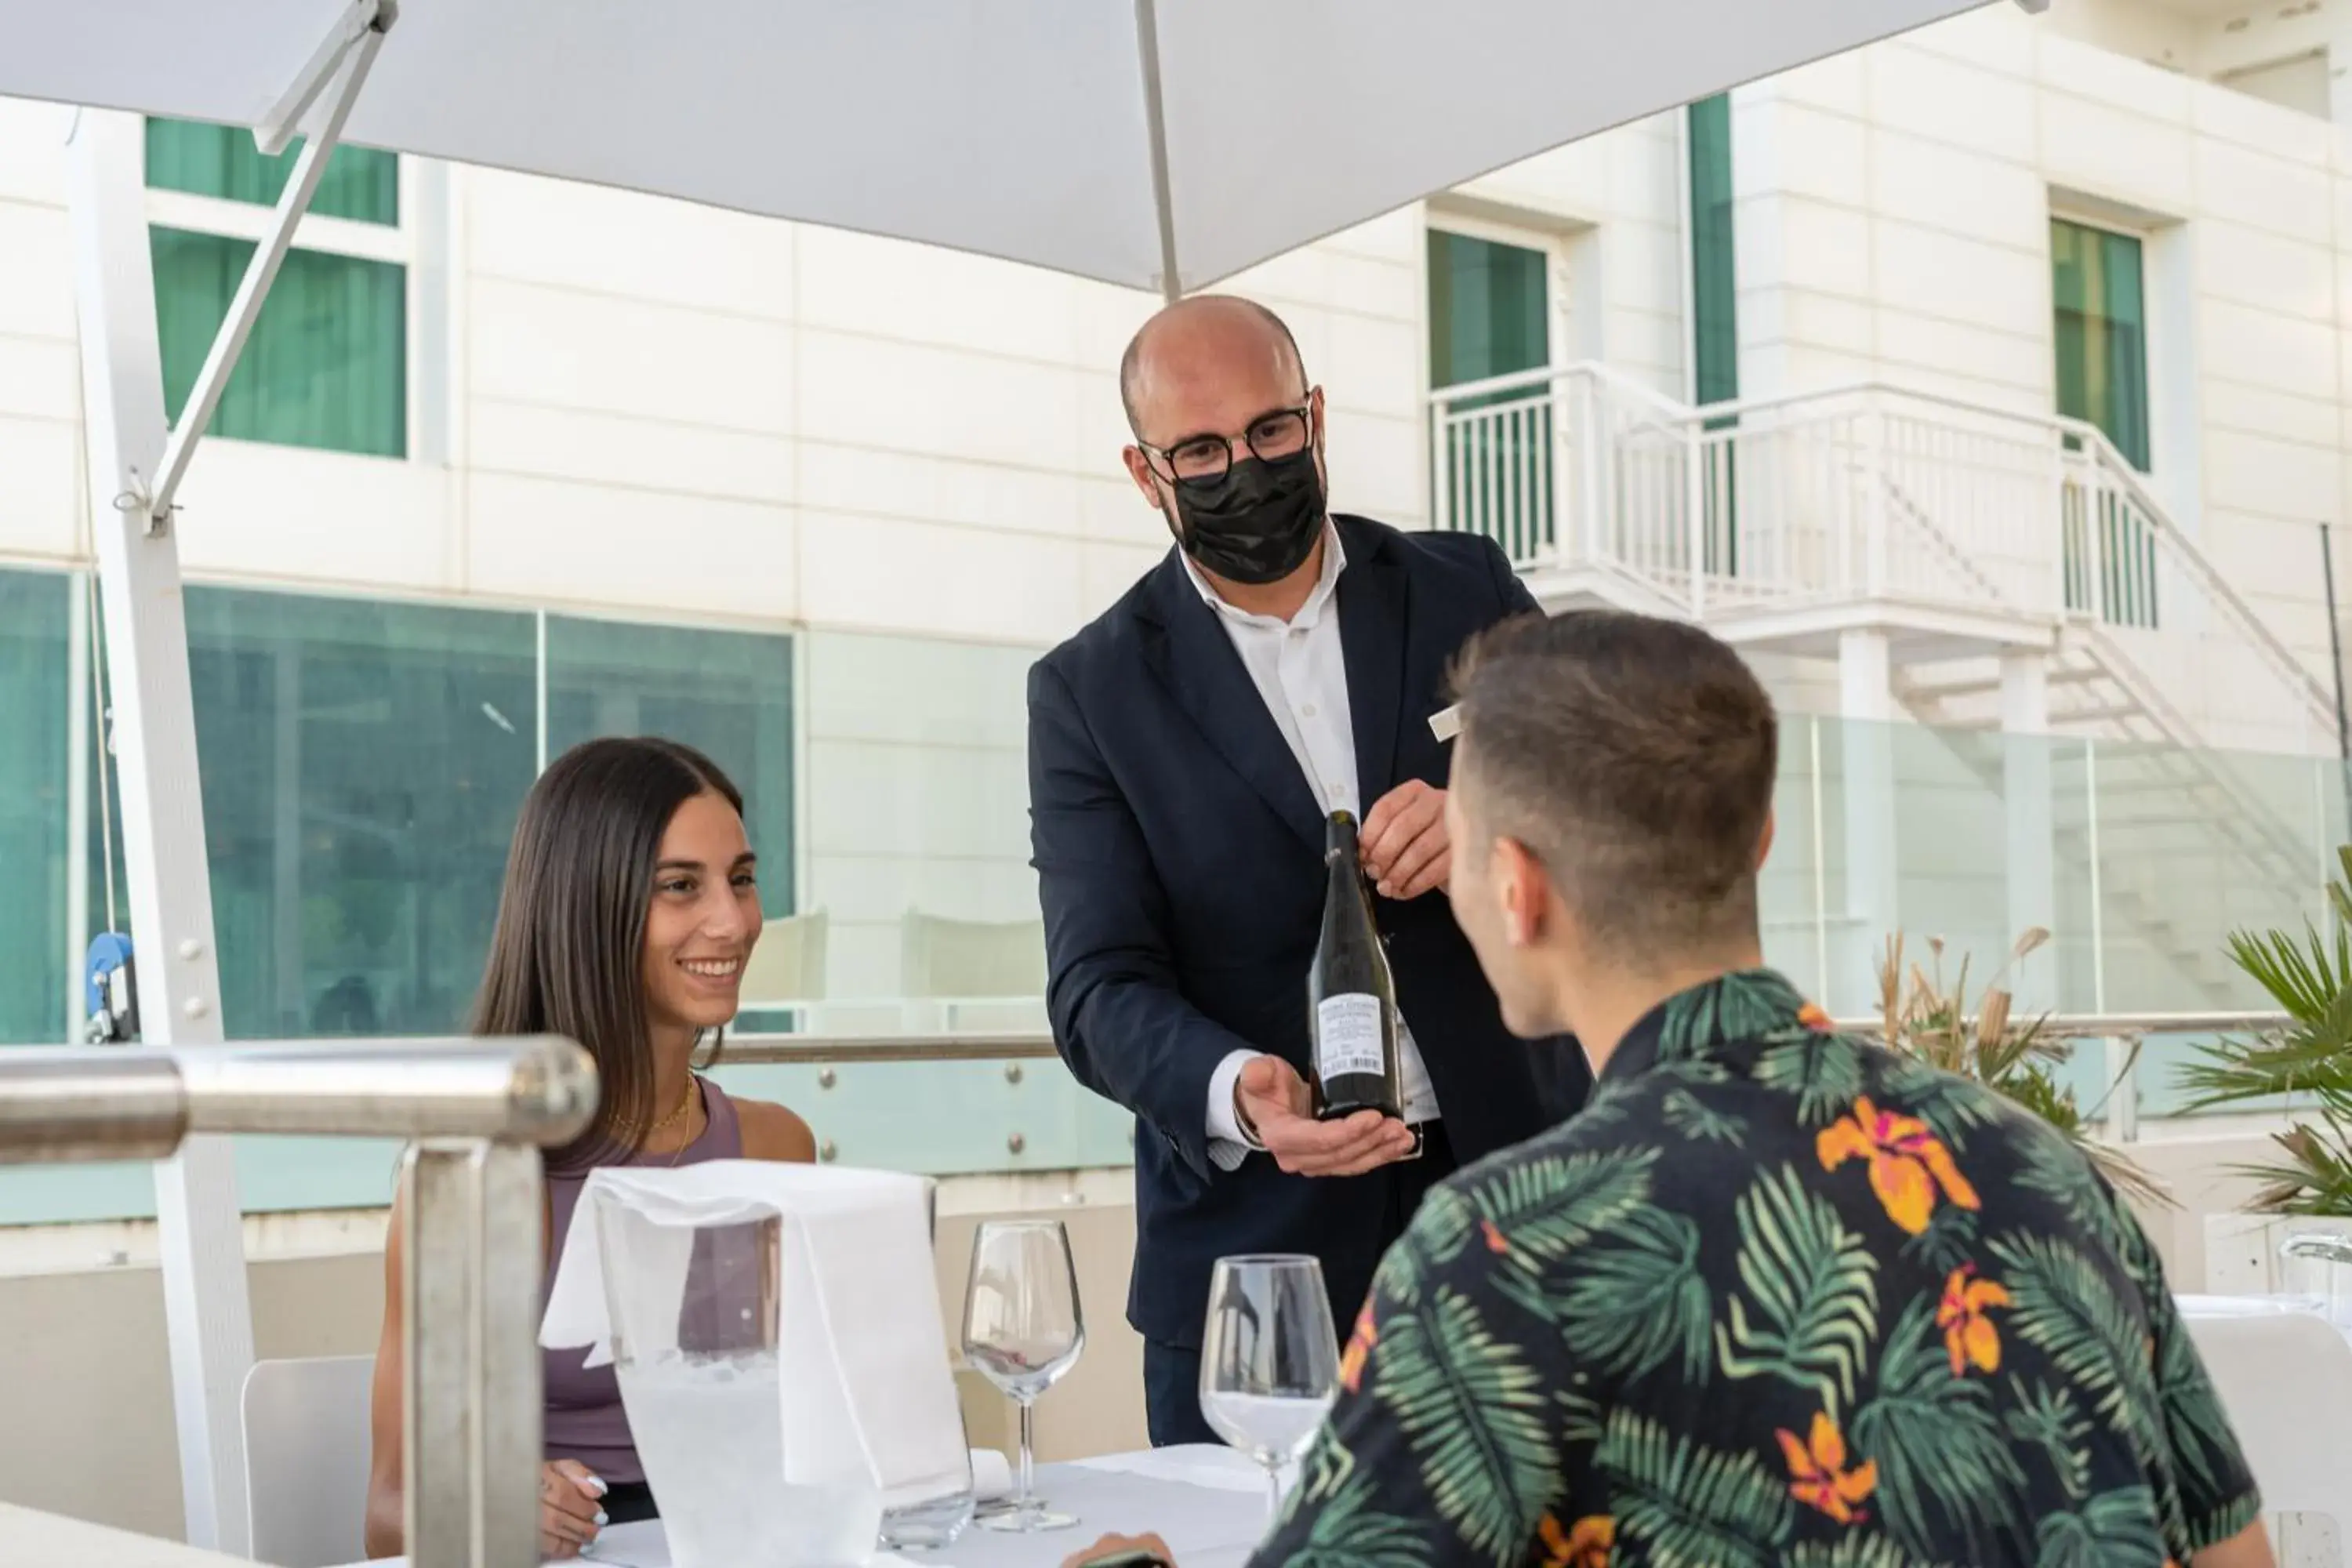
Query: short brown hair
[{"left": 1450, "top": 610, "right": 1777, "bottom": 958}]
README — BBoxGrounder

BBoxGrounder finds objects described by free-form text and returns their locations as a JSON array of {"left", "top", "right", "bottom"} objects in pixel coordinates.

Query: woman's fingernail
[
  {"left": 593, "top": 1510, "right": 609, "bottom": 1527},
  {"left": 584, "top": 1475, "right": 608, "bottom": 1497}
]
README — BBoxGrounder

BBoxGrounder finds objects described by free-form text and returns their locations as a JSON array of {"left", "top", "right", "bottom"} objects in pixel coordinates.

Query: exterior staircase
[{"left": 1430, "top": 364, "right": 2341, "bottom": 1005}]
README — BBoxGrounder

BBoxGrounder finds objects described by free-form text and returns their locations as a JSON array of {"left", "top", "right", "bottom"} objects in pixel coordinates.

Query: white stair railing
[{"left": 1431, "top": 367, "right": 2336, "bottom": 753}]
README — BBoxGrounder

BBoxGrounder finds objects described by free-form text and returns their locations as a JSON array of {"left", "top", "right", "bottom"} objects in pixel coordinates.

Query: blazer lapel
[
  {"left": 1139, "top": 554, "right": 1324, "bottom": 852},
  {"left": 1336, "top": 519, "right": 1409, "bottom": 811}
]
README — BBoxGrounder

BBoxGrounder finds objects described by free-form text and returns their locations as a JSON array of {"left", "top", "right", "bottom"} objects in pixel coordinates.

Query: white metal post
[
  {"left": 1684, "top": 423, "right": 1708, "bottom": 619},
  {"left": 65, "top": 107, "right": 255, "bottom": 1552},
  {"left": 2000, "top": 652, "right": 2056, "bottom": 1013}
]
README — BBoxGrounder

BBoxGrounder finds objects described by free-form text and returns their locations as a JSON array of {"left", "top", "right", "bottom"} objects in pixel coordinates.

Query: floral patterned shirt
[{"left": 1251, "top": 968, "right": 2259, "bottom": 1567}]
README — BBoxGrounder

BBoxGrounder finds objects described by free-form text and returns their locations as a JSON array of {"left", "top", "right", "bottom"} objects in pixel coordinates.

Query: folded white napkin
[
  {"left": 969, "top": 1448, "right": 1012, "bottom": 1501},
  {"left": 542, "top": 1161, "right": 970, "bottom": 1561}
]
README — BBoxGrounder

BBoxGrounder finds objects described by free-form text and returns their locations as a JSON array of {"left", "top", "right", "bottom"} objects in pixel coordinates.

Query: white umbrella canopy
[{"left": 6, "top": 0, "right": 1997, "bottom": 296}]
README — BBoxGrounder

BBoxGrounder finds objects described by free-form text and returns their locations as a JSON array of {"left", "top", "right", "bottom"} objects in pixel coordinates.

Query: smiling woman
[{"left": 361, "top": 735, "right": 815, "bottom": 1560}]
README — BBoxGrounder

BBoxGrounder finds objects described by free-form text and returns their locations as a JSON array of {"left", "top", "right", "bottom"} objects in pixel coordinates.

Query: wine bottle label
[{"left": 1316, "top": 993, "right": 1386, "bottom": 1080}]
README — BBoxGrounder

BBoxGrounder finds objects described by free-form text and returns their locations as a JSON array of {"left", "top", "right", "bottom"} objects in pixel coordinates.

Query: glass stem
[
  {"left": 1266, "top": 1460, "right": 1283, "bottom": 1523},
  {"left": 1018, "top": 1398, "right": 1036, "bottom": 1512}
]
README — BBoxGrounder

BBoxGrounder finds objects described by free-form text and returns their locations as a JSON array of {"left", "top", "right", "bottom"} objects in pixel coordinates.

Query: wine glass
[
  {"left": 961, "top": 1218, "right": 1086, "bottom": 1532},
  {"left": 1200, "top": 1254, "right": 1340, "bottom": 1521}
]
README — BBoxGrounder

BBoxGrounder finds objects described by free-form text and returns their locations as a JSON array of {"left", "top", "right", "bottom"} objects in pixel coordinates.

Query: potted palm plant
[
  {"left": 1875, "top": 927, "right": 2165, "bottom": 1208},
  {"left": 2178, "top": 846, "right": 2352, "bottom": 1296}
]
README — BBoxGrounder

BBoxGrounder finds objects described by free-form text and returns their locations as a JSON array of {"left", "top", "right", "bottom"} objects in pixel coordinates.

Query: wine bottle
[{"left": 1308, "top": 811, "right": 1404, "bottom": 1121}]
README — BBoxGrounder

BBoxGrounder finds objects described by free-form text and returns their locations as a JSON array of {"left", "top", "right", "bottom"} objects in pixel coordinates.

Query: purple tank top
[{"left": 542, "top": 1076, "right": 744, "bottom": 1483}]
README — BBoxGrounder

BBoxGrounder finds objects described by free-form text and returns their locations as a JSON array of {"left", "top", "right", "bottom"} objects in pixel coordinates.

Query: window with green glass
[
  {"left": 1428, "top": 230, "right": 1550, "bottom": 392},
  {"left": 1428, "top": 228, "right": 1553, "bottom": 559},
  {"left": 2053, "top": 218, "right": 2155, "bottom": 626},
  {"left": 2051, "top": 218, "right": 2149, "bottom": 470},
  {"left": 1688, "top": 93, "right": 1739, "bottom": 408},
  {"left": 185, "top": 589, "right": 541, "bottom": 1038},
  {"left": 145, "top": 117, "right": 407, "bottom": 459},
  {"left": 0, "top": 571, "right": 71, "bottom": 1044},
  {"left": 544, "top": 615, "right": 798, "bottom": 915},
  {"left": 151, "top": 228, "right": 407, "bottom": 458},
  {"left": 145, "top": 118, "right": 397, "bottom": 225},
  {"left": 1687, "top": 93, "right": 1739, "bottom": 572}
]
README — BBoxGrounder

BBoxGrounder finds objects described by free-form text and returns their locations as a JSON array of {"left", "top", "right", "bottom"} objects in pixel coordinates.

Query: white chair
[
  {"left": 2180, "top": 1298, "right": 2352, "bottom": 1542},
  {"left": 241, "top": 1354, "right": 375, "bottom": 1568},
  {"left": 737, "top": 907, "right": 829, "bottom": 1020},
  {"left": 898, "top": 910, "right": 1046, "bottom": 1031}
]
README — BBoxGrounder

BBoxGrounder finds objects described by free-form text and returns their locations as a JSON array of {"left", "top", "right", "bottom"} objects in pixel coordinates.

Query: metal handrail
[
  {"left": 722, "top": 1032, "right": 1058, "bottom": 1065},
  {"left": 0, "top": 1036, "right": 597, "bottom": 1160},
  {"left": 0, "top": 1036, "right": 597, "bottom": 1568},
  {"left": 717, "top": 1011, "right": 2296, "bottom": 1069}
]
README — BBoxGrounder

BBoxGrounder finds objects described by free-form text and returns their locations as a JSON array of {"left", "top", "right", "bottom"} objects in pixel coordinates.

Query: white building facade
[{"left": 1, "top": 0, "right": 2350, "bottom": 1206}]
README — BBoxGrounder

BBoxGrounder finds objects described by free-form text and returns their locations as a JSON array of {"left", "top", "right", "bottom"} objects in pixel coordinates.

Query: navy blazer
[{"left": 1026, "top": 514, "right": 1592, "bottom": 1347}]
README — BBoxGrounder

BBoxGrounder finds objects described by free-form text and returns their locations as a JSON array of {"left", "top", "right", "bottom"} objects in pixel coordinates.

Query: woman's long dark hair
[{"left": 474, "top": 735, "right": 746, "bottom": 1171}]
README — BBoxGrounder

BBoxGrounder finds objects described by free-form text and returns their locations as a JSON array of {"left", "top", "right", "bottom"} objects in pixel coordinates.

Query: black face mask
[{"left": 1168, "top": 448, "right": 1326, "bottom": 586}]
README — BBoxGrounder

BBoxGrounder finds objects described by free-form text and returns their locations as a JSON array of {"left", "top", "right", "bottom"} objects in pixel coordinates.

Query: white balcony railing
[{"left": 1431, "top": 365, "right": 2336, "bottom": 752}]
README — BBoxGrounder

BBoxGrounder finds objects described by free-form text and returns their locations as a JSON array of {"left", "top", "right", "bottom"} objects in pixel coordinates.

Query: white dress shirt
[{"left": 1183, "top": 526, "right": 1440, "bottom": 1172}]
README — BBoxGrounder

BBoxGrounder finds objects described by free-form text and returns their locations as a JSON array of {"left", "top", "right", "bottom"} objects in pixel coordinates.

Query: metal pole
[
  {"left": 65, "top": 107, "right": 253, "bottom": 1553},
  {"left": 0, "top": 1039, "right": 591, "bottom": 1568},
  {"left": 0, "top": 1038, "right": 595, "bottom": 1153},
  {"left": 2321, "top": 523, "right": 2350, "bottom": 847},
  {"left": 403, "top": 1139, "right": 545, "bottom": 1568}
]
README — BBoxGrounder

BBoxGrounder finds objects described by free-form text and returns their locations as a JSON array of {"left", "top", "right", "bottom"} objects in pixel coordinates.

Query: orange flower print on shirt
[
  {"left": 1817, "top": 1096, "right": 1981, "bottom": 1234},
  {"left": 1537, "top": 1512, "right": 1613, "bottom": 1568},
  {"left": 1796, "top": 1000, "right": 1835, "bottom": 1032},
  {"left": 1936, "top": 1264, "right": 2013, "bottom": 1376},
  {"left": 1481, "top": 1219, "right": 1511, "bottom": 1255},
  {"left": 1338, "top": 1299, "right": 1376, "bottom": 1395},
  {"left": 1777, "top": 1410, "right": 1878, "bottom": 1525}
]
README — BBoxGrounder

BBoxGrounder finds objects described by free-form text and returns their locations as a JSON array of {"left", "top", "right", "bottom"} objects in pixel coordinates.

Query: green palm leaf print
[
  {"left": 1599, "top": 1407, "right": 1794, "bottom": 1568},
  {"left": 1754, "top": 1029, "right": 1869, "bottom": 1126},
  {"left": 1897, "top": 1200, "right": 1982, "bottom": 1280},
  {"left": 1283, "top": 1474, "right": 1437, "bottom": 1568},
  {"left": 1293, "top": 1427, "right": 1358, "bottom": 1510},
  {"left": 2150, "top": 1309, "right": 2241, "bottom": 1496},
  {"left": 1661, "top": 1085, "right": 1747, "bottom": 1146},
  {"left": 2182, "top": 1494, "right": 2264, "bottom": 1558},
  {"left": 1987, "top": 1232, "right": 2163, "bottom": 1462},
  {"left": 2009, "top": 1128, "right": 2127, "bottom": 1260},
  {"left": 1878, "top": 1055, "right": 2008, "bottom": 1148},
  {"left": 2031, "top": 1486, "right": 2165, "bottom": 1568},
  {"left": 1850, "top": 1295, "right": 2029, "bottom": 1559},
  {"left": 1658, "top": 970, "right": 1805, "bottom": 1062},
  {"left": 2004, "top": 1381, "right": 2092, "bottom": 1502},
  {"left": 1374, "top": 1285, "right": 1557, "bottom": 1561},
  {"left": 1785, "top": 1535, "right": 1947, "bottom": 1568},
  {"left": 1559, "top": 1207, "right": 1713, "bottom": 1383},
  {"left": 1467, "top": 1146, "right": 1657, "bottom": 1264},
  {"left": 1384, "top": 1186, "right": 1476, "bottom": 1304},
  {"left": 1715, "top": 1164, "right": 1881, "bottom": 1411}
]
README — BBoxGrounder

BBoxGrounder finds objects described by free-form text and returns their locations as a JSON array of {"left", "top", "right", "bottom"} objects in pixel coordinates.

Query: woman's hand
[{"left": 539, "top": 1459, "right": 607, "bottom": 1559}]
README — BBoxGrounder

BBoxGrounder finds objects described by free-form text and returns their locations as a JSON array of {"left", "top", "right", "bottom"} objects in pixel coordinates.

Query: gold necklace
[{"left": 625, "top": 1074, "right": 697, "bottom": 1152}]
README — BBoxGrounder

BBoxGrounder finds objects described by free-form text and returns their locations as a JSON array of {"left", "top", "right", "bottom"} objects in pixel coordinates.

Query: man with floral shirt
[{"left": 1069, "top": 608, "right": 2271, "bottom": 1568}]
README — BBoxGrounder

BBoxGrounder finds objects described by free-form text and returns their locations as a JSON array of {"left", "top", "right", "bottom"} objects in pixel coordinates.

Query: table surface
[
  {"left": 0, "top": 1502, "right": 256, "bottom": 1568},
  {"left": 346, "top": 1446, "right": 1272, "bottom": 1568}
]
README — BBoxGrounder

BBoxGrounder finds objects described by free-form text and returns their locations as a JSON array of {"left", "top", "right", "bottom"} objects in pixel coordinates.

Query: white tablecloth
[{"left": 347, "top": 1446, "right": 1272, "bottom": 1568}]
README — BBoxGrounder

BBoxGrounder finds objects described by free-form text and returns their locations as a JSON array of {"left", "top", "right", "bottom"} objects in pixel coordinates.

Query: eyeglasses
[{"left": 1138, "top": 401, "right": 1313, "bottom": 483}]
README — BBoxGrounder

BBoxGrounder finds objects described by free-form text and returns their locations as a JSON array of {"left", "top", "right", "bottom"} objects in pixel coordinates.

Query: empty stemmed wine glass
[
  {"left": 1200, "top": 1254, "right": 1340, "bottom": 1522},
  {"left": 961, "top": 1218, "right": 1086, "bottom": 1532}
]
